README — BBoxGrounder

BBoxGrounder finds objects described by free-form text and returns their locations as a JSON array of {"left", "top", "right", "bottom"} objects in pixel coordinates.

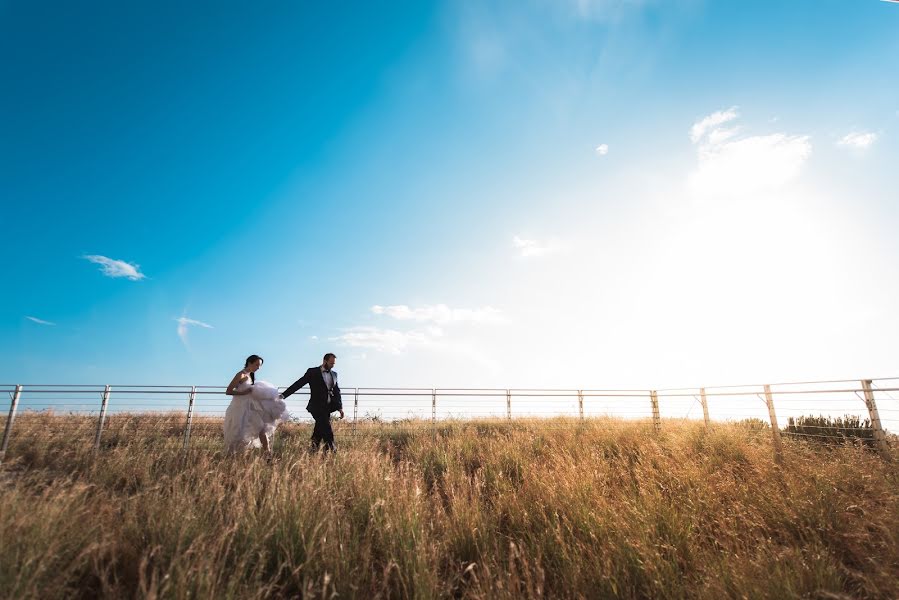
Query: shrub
[{"left": 784, "top": 414, "right": 875, "bottom": 447}]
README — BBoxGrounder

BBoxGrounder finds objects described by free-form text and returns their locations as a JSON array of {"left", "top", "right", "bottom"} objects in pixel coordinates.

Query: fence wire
[{"left": 1, "top": 379, "right": 896, "bottom": 459}]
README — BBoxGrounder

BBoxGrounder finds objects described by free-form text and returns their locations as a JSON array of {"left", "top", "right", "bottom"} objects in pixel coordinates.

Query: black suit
[{"left": 282, "top": 367, "right": 342, "bottom": 452}]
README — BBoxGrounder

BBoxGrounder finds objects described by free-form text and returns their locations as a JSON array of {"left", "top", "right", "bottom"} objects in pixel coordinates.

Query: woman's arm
[{"left": 225, "top": 372, "right": 251, "bottom": 396}]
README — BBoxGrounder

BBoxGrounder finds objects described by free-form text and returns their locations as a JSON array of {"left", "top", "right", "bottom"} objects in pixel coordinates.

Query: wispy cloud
[
  {"left": 688, "top": 107, "right": 811, "bottom": 197},
  {"left": 175, "top": 317, "right": 213, "bottom": 346},
  {"left": 25, "top": 316, "right": 55, "bottom": 326},
  {"left": 332, "top": 326, "right": 443, "bottom": 355},
  {"left": 333, "top": 324, "right": 502, "bottom": 374},
  {"left": 689, "top": 106, "right": 739, "bottom": 143},
  {"left": 371, "top": 304, "right": 503, "bottom": 324},
  {"left": 513, "top": 235, "right": 555, "bottom": 257},
  {"left": 595, "top": 143, "right": 609, "bottom": 156},
  {"left": 837, "top": 131, "right": 878, "bottom": 150},
  {"left": 335, "top": 303, "right": 504, "bottom": 355},
  {"left": 83, "top": 255, "right": 146, "bottom": 280}
]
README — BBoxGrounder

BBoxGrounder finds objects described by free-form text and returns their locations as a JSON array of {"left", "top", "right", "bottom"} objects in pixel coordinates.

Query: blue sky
[{"left": 2, "top": 0, "right": 898, "bottom": 391}]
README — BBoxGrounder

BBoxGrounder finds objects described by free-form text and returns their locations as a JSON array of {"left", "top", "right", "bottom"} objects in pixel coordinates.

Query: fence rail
[{"left": 1, "top": 378, "right": 897, "bottom": 462}]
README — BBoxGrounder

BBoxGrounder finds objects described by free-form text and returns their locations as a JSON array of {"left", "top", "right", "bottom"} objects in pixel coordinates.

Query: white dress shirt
[{"left": 321, "top": 367, "right": 335, "bottom": 401}]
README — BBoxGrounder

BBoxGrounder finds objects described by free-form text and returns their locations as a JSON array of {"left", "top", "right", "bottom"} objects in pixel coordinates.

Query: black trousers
[{"left": 309, "top": 410, "right": 335, "bottom": 452}]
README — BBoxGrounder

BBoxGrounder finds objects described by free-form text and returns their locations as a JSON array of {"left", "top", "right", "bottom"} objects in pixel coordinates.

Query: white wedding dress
[{"left": 223, "top": 379, "right": 291, "bottom": 452}]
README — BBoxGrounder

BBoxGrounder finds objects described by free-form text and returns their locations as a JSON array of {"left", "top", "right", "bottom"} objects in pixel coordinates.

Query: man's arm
[
  {"left": 280, "top": 369, "right": 311, "bottom": 399},
  {"left": 331, "top": 381, "right": 343, "bottom": 412}
]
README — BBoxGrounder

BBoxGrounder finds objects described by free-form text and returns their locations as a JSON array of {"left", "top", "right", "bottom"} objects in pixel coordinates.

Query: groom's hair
[{"left": 323, "top": 353, "right": 336, "bottom": 362}]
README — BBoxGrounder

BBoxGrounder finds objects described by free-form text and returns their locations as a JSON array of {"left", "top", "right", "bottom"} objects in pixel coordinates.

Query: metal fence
[{"left": 1, "top": 378, "right": 897, "bottom": 462}]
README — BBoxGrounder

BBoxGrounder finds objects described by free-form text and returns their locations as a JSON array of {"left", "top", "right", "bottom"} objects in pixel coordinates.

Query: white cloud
[
  {"left": 837, "top": 131, "right": 878, "bottom": 150},
  {"left": 690, "top": 106, "right": 739, "bottom": 144},
  {"left": 332, "top": 324, "right": 502, "bottom": 377},
  {"left": 513, "top": 235, "right": 555, "bottom": 257},
  {"left": 26, "top": 316, "right": 55, "bottom": 326},
  {"left": 595, "top": 143, "right": 609, "bottom": 156},
  {"left": 175, "top": 317, "right": 213, "bottom": 346},
  {"left": 706, "top": 126, "right": 741, "bottom": 146},
  {"left": 332, "top": 326, "right": 443, "bottom": 355},
  {"left": 336, "top": 303, "right": 504, "bottom": 355},
  {"left": 687, "top": 108, "right": 811, "bottom": 198},
  {"left": 83, "top": 255, "right": 146, "bottom": 280},
  {"left": 371, "top": 304, "right": 503, "bottom": 324}
]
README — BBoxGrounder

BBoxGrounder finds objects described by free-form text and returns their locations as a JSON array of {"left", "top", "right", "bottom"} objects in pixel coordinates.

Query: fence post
[
  {"left": 353, "top": 389, "right": 358, "bottom": 436},
  {"left": 578, "top": 390, "right": 584, "bottom": 421},
  {"left": 700, "top": 387, "right": 710, "bottom": 429},
  {"left": 0, "top": 385, "right": 22, "bottom": 464},
  {"left": 431, "top": 388, "right": 437, "bottom": 439},
  {"left": 861, "top": 379, "right": 891, "bottom": 461},
  {"left": 183, "top": 386, "right": 196, "bottom": 450},
  {"left": 763, "top": 384, "right": 783, "bottom": 464},
  {"left": 650, "top": 391, "right": 661, "bottom": 432},
  {"left": 506, "top": 389, "right": 512, "bottom": 420},
  {"left": 93, "top": 385, "right": 111, "bottom": 453}
]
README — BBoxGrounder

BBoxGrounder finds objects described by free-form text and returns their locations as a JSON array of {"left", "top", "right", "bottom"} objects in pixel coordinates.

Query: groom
[{"left": 280, "top": 353, "right": 344, "bottom": 452}]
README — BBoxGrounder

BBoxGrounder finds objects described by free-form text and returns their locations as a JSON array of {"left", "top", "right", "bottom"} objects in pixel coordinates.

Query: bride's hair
[{"left": 244, "top": 355, "right": 263, "bottom": 384}]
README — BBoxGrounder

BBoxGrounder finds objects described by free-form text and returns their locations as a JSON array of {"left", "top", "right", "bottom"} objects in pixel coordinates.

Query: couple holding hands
[{"left": 223, "top": 353, "right": 343, "bottom": 455}]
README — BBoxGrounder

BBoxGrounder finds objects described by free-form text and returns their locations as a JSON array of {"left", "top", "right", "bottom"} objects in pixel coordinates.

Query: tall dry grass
[{"left": 1, "top": 414, "right": 897, "bottom": 599}]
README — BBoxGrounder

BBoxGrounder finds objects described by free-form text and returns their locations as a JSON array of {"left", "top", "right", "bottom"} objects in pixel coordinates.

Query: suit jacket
[{"left": 281, "top": 367, "right": 342, "bottom": 414}]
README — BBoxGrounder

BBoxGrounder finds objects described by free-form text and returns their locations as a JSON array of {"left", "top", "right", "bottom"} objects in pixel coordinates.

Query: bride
[{"left": 223, "top": 354, "right": 290, "bottom": 455}]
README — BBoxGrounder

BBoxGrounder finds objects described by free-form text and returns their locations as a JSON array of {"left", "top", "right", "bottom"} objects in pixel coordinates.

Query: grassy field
[{"left": 1, "top": 414, "right": 897, "bottom": 599}]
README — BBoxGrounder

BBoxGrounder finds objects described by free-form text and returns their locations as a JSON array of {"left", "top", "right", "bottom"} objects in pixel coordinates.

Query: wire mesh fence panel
[
  {"left": 510, "top": 390, "right": 580, "bottom": 419},
  {"left": 701, "top": 385, "right": 773, "bottom": 426},
  {"left": 100, "top": 388, "right": 193, "bottom": 450},
  {"left": 582, "top": 391, "right": 655, "bottom": 427},
  {"left": 10, "top": 387, "right": 107, "bottom": 451},
  {"left": 769, "top": 382, "right": 873, "bottom": 443},
  {"left": 656, "top": 390, "right": 705, "bottom": 422},
  {"left": 435, "top": 389, "right": 507, "bottom": 421},
  {"left": 356, "top": 389, "right": 435, "bottom": 425}
]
